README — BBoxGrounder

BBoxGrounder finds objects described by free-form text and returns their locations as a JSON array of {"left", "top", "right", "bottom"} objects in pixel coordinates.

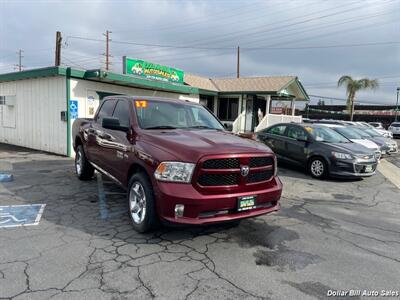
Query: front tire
[
  {"left": 308, "top": 157, "right": 327, "bottom": 179},
  {"left": 75, "top": 145, "right": 94, "bottom": 180},
  {"left": 127, "top": 172, "right": 158, "bottom": 233}
]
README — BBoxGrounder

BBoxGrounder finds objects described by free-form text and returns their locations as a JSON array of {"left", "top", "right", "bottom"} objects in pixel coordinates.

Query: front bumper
[
  {"left": 329, "top": 158, "right": 377, "bottom": 178},
  {"left": 153, "top": 176, "right": 283, "bottom": 225}
]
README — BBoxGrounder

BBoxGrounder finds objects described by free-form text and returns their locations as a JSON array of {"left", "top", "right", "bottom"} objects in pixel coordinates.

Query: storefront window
[
  {"left": 199, "top": 95, "right": 215, "bottom": 112},
  {"left": 218, "top": 98, "right": 239, "bottom": 121}
]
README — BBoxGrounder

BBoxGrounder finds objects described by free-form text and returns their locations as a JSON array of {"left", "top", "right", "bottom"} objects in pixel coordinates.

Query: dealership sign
[{"left": 123, "top": 57, "right": 184, "bottom": 84}]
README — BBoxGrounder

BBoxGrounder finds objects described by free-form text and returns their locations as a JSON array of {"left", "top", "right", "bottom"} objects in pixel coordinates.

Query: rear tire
[
  {"left": 75, "top": 145, "right": 94, "bottom": 180},
  {"left": 127, "top": 172, "right": 158, "bottom": 233},
  {"left": 308, "top": 157, "right": 327, "bottom": 179}
]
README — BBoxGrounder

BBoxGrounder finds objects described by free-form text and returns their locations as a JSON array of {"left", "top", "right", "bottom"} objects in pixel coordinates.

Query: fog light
[{"left": 174, "top": 204, "right": 185, "bottom": 218}]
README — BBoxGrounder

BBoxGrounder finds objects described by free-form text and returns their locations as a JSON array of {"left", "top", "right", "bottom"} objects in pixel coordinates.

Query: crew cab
[{"left": 72, "top": 96, "right": 282, "bottom": 232}]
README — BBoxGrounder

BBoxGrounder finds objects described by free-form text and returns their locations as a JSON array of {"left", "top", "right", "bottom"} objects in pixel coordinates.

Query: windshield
[
  {"left": 364, "top": 128, "right": 382, "bottom": 137},
  {"left": 134, "top": 99, "right": 224, "bottom": 130},
  {"left": 334, "top": 127, "right": 363, "bottom": 139},
  {"left": 391, "top": 123, "right": 400, "bottom": 127},
  {"left": 306, "top": 126, "right": 350, "bottom": 143},
  {"left": 350, "top": 127, "right": 372, "bottom": 138}
]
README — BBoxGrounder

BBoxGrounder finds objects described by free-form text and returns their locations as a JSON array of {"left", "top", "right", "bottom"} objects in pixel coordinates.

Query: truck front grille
[
  {"left": 202, "top": 158, "right": 240, "bottom": 169},
  {"left": 249, "top": 156, "right": 274, "bottom": 168},
  {"left": 197, "top": 155, "right": 274, "bottom": 187},
  {"left": 198, "top": 174, "right": 238, "bottom": 186},
  {"left": 247, "top": 170, "right": 274, "bottom": 183}
]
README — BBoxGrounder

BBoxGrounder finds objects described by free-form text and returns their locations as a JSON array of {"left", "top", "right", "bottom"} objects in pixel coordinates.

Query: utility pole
[
  {"left": 395, "top": 87, "right": 400, "bottom": 122},
  {"left": 103, "top": 30, "right": 111, "bottom": 71},
  {"left": 55, "top": 31, "right": 62, "bottom": 66},
  {"left": 236, "top": 46, "right": 240, "bottom": 78},
  {"left": 15, "top": 49, "right": 24, "bottom": 72}
]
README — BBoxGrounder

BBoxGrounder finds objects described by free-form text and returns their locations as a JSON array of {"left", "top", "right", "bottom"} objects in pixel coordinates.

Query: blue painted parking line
[
  {"left": 0, "top": 204, "right": 46, "bottom": 228},
  {"left": 0, "top": 174, "right": 13, "bottom": 182}
]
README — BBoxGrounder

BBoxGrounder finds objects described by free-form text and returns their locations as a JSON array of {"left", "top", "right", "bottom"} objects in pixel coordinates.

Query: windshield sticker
[{"left": 135, "top": 100, "right": 148, "bottom": 108}]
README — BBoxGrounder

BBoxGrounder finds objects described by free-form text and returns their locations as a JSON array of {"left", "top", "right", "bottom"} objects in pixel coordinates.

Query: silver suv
[{"left": 388, "top": 122, "right": 400, "bottom": 137}]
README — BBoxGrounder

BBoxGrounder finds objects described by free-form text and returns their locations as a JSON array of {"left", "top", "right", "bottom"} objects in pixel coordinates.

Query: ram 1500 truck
[{"left": 72, "top": 96, "right": 282, "bottom": 232}]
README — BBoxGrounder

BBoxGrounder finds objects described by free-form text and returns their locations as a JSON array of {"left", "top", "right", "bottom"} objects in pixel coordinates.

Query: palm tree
[{"left": 337, "top": 76, "right": 379, "bottom": 121}]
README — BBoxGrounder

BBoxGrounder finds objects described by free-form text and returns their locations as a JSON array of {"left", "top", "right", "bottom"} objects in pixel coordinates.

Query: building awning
[{"left": 184, "top": 74, "right": 309, "bottom": 101}]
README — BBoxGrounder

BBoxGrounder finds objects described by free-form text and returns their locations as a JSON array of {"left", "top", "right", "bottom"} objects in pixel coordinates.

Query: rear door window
[
  {"left": 267, "top": 125, "right": 287, "bottom": 136},
  {"left": 287, "top": 126, "right": 308, "bottom": 140},
  {"left": 96, "top": 99, "right": 117, "bottom": 123}
]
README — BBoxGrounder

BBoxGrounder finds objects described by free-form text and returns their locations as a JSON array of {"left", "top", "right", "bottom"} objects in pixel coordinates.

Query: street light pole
[{"left": 396, "top": 87, "right": 400, "bottom": 122}]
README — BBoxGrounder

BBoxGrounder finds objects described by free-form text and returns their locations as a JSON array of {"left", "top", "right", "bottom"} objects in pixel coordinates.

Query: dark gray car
[{"left": 256, "top": 123, "right": 378, "bottom": 179}]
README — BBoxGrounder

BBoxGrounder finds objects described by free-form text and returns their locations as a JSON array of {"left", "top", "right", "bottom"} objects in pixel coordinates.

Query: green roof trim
[
  {"left": 0, "top": 66, "right": 199, "bottom": 95},
  {"left": 280, "top": 77, "right": 310, "bottom": 101}
]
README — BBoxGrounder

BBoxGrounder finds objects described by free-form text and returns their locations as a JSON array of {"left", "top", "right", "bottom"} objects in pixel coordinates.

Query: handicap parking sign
[
  {"left": 69, "top": 100, "right": 78, "bottom": 120},
  {"left": 0, "top": 204, "right": 46, "bottom": 228}
]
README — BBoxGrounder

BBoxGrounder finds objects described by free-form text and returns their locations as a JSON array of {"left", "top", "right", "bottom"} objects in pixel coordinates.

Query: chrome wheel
[
  {"left": 75, "top": 151, "right": 83, "bottom": 175},
  {"left": 129, "top": 182, "right": 146, "bottom": 224},
  {"left": 310, "top": 160, "right": 324, "bottom": 177}
]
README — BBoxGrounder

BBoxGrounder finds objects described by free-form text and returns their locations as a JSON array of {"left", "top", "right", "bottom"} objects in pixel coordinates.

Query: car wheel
[
  {"left": 308, "top": 157, "right": 327, "bottom": 179},
  {"left": 127, "top": 172, "right": 158, "bottom": 233},
  {"left": 75, "top": 145, "right": 94, "bottom": 180}
]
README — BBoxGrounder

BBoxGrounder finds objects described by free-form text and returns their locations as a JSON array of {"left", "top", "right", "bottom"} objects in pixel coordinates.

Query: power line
[{"left": 185, "top": 0, "right": 378, "bottom": 47}]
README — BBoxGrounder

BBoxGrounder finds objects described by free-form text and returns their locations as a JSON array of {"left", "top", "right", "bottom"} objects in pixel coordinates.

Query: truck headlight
[
  {"left": 154, "top": 162, "right": 195, "bottom": 183},
  {"left": 332, "top": 152, "right": 353, "bottom": 160}
]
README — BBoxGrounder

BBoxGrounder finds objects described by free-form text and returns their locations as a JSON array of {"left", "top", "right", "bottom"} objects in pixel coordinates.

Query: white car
[
  {"left": 319, "top": 124, "right": 382, "bottom": 160},
  {"left": 389, "top": 122, "right": 400, "bottom": 137},
  {"left": 357, "top": 121, "right": 393, "bottom": 139},
  {"left": 369, "top": 122, "right": 384, "bottom": 129}
]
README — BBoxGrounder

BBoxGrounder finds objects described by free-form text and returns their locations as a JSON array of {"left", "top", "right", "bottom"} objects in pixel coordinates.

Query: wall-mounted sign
[
  {"left": 69, "top": 100, "right": 78, "bottom": 119},
  {"left": 123, "top": 57, "right": 184, "bottom": 84}
]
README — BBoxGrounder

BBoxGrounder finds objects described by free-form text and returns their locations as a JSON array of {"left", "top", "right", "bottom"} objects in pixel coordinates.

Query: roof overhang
[{"left": 0, "top": 66, "right": 199, "bottom": 95}]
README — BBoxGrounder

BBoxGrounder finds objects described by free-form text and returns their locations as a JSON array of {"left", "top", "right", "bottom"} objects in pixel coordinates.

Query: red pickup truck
[{"left": 72, "top": 96, "right": 282, "bottom": 232}]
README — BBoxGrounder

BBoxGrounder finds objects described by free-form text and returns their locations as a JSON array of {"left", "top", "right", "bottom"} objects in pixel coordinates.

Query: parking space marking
[
  {"left": 0, "top": 204, "right": 46, "bottom": 228},
  {"left": 96, "top": 172, "right": 109, "bottom": 219},
  {"left": 378, "top": 159, "right": 400, "bottom": 189}
]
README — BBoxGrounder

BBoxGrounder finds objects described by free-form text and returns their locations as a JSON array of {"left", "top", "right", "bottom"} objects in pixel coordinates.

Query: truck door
[
  {"left": 86, "top": 99, "right": 117, "bottom": 169},
  {"left": 107, "top": 99, "right": 133, "bottom": 182}
]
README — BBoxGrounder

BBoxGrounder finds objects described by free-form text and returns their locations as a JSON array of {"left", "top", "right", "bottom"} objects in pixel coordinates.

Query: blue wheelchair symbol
[
  {"left": 0, "top": 204, "right": 46, "bottom": 228},
  {"left": 69, "top": 100, "right": 79, "bottom": 120}
]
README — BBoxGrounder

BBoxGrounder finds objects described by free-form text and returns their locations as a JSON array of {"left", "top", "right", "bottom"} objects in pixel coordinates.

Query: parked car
[
  {"left": 256, "top": 123, "right": 378, "bottom": 179},
  {"left": 349, "top": 126, "right": 398, "bottom": 155},
  {"left": 356, "top": 121, "right": 393, "bottom": 138},
  {"left": 316, "top": 124, "right": 382, "bottom": 160},
  {"left": 388, "top": 122, "right": 400, "bottom": 137},
  {"left": 369, "top": 122, "right": 384, "bottom": 129},
  {"left": 72, "top": 96, "right": 282, "bottom": 232}
]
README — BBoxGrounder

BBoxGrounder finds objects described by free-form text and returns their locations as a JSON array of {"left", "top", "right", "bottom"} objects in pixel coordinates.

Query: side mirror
[{"left": 102, "top": 117, "right": 129, "bottom": 132}]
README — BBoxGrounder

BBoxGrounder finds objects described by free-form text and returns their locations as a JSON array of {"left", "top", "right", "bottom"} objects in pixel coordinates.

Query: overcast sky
[{"left": 0, "top": 0, "right": 399, "bottom": 105}]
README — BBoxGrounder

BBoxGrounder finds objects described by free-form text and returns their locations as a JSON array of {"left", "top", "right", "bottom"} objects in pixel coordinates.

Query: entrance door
[{"left": 245, "top": 98, "right": 253, "bottom": 132}]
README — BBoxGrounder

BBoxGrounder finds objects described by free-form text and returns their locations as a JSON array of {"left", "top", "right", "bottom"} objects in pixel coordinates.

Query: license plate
[
  {"left": 238, "top": 195, "right": 257, "bottom": 211},
  {"left": 365, "top": 165, "right": 373, "bottom": 172}
]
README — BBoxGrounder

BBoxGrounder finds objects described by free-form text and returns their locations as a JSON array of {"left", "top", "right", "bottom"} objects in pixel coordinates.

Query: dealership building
[{"left": 0, "top": 62, "right": 308, "bottom": 156}]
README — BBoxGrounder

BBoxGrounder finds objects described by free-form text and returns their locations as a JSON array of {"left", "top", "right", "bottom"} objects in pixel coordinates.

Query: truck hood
[{"left": 141, "top": 129, "right": 272, "bottom": 162}]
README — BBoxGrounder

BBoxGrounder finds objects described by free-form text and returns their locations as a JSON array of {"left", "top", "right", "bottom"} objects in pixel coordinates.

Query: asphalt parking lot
[{"left": 0, "top": 143, "right": 399, "bottom": 300}]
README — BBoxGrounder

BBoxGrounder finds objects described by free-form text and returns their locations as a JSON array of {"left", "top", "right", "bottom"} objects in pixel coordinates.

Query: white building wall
[{"left": 0, "top": 76, "right": 67, "bottom": 155}]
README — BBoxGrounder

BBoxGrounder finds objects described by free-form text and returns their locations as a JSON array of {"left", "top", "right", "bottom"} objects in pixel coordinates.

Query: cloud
[{"left": 0, "top": 0, "right": 399, "bottom": 104}]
